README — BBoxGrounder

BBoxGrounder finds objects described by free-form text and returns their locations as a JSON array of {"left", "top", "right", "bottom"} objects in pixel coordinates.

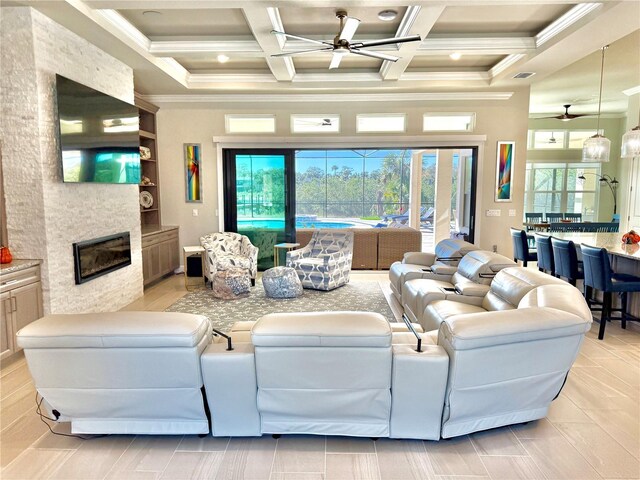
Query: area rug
[{"left": 166, "top": 281, "right": 396, "bottom": 333}]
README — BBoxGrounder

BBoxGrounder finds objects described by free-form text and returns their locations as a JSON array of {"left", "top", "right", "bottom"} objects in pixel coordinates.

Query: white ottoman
[{"left": 16, "top": 311, "right": 212, "bottom": 435}]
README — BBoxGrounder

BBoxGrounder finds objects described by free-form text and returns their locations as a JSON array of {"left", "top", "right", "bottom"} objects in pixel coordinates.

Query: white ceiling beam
[
  {"left": 150, "top": 39, "right": 263, "bottom": 56},
  {"left": 380, "top": 5, "right": 445, "bottom": 81},
  {"left": 242, "top": 6, "right": 294, "bottom": 81},
  {"left": 419, "top": 35, "right": 535, "bottom": 55}
]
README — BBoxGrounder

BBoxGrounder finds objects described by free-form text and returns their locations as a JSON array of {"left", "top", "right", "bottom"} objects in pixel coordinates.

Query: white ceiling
[{"left": 6, "top": 0, "right": 640, "bottom": 115}]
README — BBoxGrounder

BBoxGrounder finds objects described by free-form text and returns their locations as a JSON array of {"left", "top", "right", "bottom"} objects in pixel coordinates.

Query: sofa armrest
[
  {"left": 430, "top": 264, "right": 457, "bottom": 276},
  {"left": 390, "top": 344, "right": 449, "bottom": 440},
  {"left": 403, "top": 252, "right": 435, "bottom": 266},
  {"left": 286, "top": 244, "right": 312, "bottom": 263},
  {"left": 439, "top": 307, "right": 591, "bottom": 351},
  {"left": 454, "top": 283, "right": 490, "bottom": 298},
  {"left": 200, "top": 343, "right": 261, "bottom": 437}
]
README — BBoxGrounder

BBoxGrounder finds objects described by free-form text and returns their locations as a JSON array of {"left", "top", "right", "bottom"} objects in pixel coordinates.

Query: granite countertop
[
  {"left": 141, "top": 225, "right": 179, "bottom": 237},
  {"left": 552, "top": 232, "right": 640, "bottom": 260},
  {"left": 0, "top": 259, "right": 42, "bottom": 274}
]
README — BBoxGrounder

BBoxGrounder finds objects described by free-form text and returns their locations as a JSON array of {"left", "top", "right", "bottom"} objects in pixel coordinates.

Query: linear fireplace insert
[{"left": 73, "top": 232, "right": 131, "bottom": 284}]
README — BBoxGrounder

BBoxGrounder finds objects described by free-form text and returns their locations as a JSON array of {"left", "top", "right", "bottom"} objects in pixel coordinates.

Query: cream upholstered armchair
[
  {"left": 200, "top": 232, "right": 258, "bottom": 285},
  {"left": 286, "top": 230, "right": 354, "bottom": 291}
]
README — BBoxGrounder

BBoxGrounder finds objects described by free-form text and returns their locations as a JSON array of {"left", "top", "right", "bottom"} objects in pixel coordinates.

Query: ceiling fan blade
[
  {"left": 270, "top": 30, "right": 332, "bottom": 46},
  {"left": 329, "top": 53, "right": 343, "bottom": 69},
  {"left": 339, "top": 17, "right": 360, "bottom": 41},
  {"left": 271, "top": 47, "right": 333, "bottom": 57},
  {"left": 350, "top": 49, "right": 399, "bottom": 62},
  {"left": 353, "top": 34, "right": 421, "bottom": 49}
]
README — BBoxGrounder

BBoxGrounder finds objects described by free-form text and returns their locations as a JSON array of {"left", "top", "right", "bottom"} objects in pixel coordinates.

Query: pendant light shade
[
  {"left": 583, "top": 134, "right": 611, "bottom": 162},
  {"left": 621, "top": 125, "right": 640, "bottom": 159},
  {"left": 582, "top": 45, "right": 610, "bottom": 162}
]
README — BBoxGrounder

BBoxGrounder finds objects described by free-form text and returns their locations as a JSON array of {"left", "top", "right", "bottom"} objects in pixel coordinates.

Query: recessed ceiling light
[
  {"left": 142, "top": 10, "right": 162, "bottom": 16},
  {"left": 449, "top": 52, "right": 462, "bottom": 61},
  {"left": 378, "top": 10, "right": 397, "bottom": 21},
  {"left": 217, "top": 54, "right": 230, "bottom": 63}
]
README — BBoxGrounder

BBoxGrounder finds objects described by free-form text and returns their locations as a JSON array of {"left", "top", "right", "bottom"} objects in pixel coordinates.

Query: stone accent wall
[{"left": 0, "top": 7, "right": 143, "bottom": 313}]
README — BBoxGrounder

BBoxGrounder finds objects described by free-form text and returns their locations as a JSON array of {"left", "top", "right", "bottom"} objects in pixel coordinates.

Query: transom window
[
  {"left": 528, "top": 129, "right": 600, "bottom": 150},
  {"left": 291, "top": 114, "right": 340, "bottom": 133},
  {"left": 423, "top": 113, "right": 475, "bottom": 132},
  {"left": 356, "top": 114, "right": 406, "bottom": 133},
  {"left": 225, "top": 114, "right": 276, "bottom": 134}
]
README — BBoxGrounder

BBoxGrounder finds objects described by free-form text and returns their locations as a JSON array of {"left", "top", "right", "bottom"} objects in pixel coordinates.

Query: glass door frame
[{"left": 222, "top": 148, "right": 296, "bottom": 242}]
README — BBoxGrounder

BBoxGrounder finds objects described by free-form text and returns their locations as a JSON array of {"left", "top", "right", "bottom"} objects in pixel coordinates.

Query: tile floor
[{"left": 1, "top": 272, "right": 639, "bottom": 479}]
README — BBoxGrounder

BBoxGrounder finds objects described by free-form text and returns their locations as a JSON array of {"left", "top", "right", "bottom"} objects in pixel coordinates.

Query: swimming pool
[{"left": 238, "top": 219, "right": 355, "bottom": 229}]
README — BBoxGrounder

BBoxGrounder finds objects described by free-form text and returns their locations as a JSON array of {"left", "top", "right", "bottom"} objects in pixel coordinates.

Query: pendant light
[
  {"left": 621, "top": 110, "right": 640, "bottom": 158},
  {"left": 582, "top": 45, "right": 611, "bottom": 162}
]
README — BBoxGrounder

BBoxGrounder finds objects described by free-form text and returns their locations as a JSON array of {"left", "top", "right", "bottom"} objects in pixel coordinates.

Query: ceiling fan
[
  {"left": 296, "top": 118, "right": 333, "bottom": 126},
  {"left": 539, "top": 104, "right": 591, "bottom": 121},
  {"left": 270, "top": 10, "right": 421, "bottom": 70}
]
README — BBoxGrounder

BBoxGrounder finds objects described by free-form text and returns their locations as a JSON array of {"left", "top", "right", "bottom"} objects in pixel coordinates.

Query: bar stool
[
  {"left": 524, "top": 213, "right": 543, "bottom": 231},
  {"left": 581, "top": 245, "right": 640, "bottom": 340},
  {"left": 533, "top": 233, "right": 554, "bottom": 276},
  {"left": 565, "top": 213, "right": 582, "bottom": 222},
  {"left": 551, "top": 238, "right": 584, "bottom": 289},
  {"left": 510, "top": 227, "right": 537, "bottom": 267}
]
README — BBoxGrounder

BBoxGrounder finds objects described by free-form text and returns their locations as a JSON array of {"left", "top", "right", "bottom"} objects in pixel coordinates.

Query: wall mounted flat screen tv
[{"left": 56, "top": 75, "right": 140, "bottom": 184}]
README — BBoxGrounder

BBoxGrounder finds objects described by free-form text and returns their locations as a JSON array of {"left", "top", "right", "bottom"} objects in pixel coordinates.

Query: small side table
[
  {"left": 273, "top": 243, "right": 300, "bottom": 267},
  {"left": 183, "top": 246, "right": 206, "bottom": 290}
]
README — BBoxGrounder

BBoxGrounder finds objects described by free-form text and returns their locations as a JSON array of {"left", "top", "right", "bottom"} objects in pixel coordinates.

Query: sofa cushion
[
  {"left": 482, "top": 267, "right": 566, "bottom": 311},
  {"left": 424, "top": 301, "right": 487, "bottom": 331},
  {"left": 217, "top": 254, "right": 251, "bottom": 271},
  {"left": 451, "top": 251, "right": 515, "bottom": 285},
  {"left": 434, "top": 239, "right": 478, "bottom": 265},
  {"left": 16, "top": 312, "right": 211, "bottom": 349},
  {"left": 251, "top": 311, "right": 391, "bottom": 347}
]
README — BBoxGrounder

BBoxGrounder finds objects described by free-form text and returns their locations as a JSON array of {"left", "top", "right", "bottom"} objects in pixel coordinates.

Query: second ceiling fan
[{"left": 271, "top": 11, "right": 421, "bottom": 70}]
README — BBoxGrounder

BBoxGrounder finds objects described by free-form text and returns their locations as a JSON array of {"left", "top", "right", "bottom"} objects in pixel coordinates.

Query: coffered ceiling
[{"left": 5, "top": 0, "right": 640, "bottom": 114}]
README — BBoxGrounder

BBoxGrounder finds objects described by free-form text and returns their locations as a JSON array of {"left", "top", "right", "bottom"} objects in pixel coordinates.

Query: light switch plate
[
  {"left": 192, "top": 209, "right": 199, "bottom": 217},
  {"left": 509, "top": 209, "right": 516, "bottom": 217},
  {"left": 486, "top": 209, "right": 501, "bottom": 217}
]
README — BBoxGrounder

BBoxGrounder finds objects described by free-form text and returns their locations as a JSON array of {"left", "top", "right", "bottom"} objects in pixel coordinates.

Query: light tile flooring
[{"left": 1, "top": 272, "right": 639, "bottom": 480}]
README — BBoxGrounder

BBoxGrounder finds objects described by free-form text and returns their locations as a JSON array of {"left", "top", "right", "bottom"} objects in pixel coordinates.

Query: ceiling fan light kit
[
  {"left": 582, "top": 45, "right": 611, "bottom": 163},
  {"left": 270, "top": 11, "right": 421, "bottom": 70},
  {"left": 377, "top": 10, "right": 398, "bottom": 21}
]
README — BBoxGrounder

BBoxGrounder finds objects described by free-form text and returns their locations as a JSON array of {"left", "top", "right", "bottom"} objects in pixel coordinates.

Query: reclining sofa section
[
  {"left": 201, "top": 311, "right": 449, "bottom": 439},
  {"left": 17, "top": 312, "right": 212, "bottom": 435}
]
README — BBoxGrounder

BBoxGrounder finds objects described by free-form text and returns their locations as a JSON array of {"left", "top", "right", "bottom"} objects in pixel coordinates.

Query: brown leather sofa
[{"left": 295, "top": 227, "right": 421, "bottom": 270}]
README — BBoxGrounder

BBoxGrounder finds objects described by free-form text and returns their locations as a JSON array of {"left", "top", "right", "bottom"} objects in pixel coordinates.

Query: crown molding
[
  {"left": 402, "top": 71, "right": 490, "bottom": 82},
  {"left": 292, "top": 72, "right": 383, "bottom": 82},
  {"left": 95, "top": 9, "right": 150, "bottom": 50},
  {"left": 188, "top": 73, "right": 278, "bottom": 84},
  {"left": 211, "top": 135, "right": 488, "bottom": 148},
  {"left": 535, "top": 3, "right": 602, "bottom": 47},
  {"left": 143, "top": 91, "right": 514, "bottom": 104},
  {"left": 488, "top": 53, "right": 526, "bottom": 78},
  {"left": 149, "top": 39, "right": 262, "bottom": 54}
]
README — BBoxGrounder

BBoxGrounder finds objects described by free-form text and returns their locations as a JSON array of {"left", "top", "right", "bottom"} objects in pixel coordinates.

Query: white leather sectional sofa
[
  {"left": 17, "top": 268, "right": 591, "bottom": 440},
  {"left": 401, "top": 250, "right": 516, "bottom": 330}
]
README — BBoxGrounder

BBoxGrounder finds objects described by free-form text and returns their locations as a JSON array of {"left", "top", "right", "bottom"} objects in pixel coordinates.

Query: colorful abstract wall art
[
  {"left": 184, "top": 143, "right": 202, "bottom": 203},
  {"left": 495, "top": 141, "right": 514, "bottom": 202}
]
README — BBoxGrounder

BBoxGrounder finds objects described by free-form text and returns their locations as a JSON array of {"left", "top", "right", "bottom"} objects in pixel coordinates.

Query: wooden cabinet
[
  {"left": 141, "top": 228, "right": 180, "bottom": 286},
  {"left": 0, "top": 265, "right": 43, "bottom": 360}
]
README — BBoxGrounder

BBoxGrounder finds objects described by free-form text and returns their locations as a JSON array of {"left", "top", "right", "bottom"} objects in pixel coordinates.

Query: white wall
[
  {"left": 156, "top": 89, "right": 530, "bottom": 256},
  {"left": 0, "top": 7, "right": 143, "bottom": 313}
]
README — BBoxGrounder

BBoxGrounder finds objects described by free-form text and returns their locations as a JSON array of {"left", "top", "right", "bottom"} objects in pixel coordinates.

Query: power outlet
[
  {"left": 192, "top": 208, "right": 199, "bottom": 217},
  {"left": 486, "top": 209, "right": 501, "bottom": 217},
  {"left": 492, "top": 245, "right": 498, "bottom": 252}
]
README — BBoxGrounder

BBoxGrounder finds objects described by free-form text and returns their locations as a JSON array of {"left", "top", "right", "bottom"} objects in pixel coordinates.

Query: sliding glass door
[{"left": 223, "top": 149, "right": 295, "bottom": 270}]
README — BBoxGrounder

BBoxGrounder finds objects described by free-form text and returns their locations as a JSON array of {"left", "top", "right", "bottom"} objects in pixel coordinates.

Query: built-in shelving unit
[{"left": 135, "top": 94, "right": 161, "bottom": 228}]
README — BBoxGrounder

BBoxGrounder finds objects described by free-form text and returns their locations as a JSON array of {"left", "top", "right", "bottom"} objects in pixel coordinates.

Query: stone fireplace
[{"left": 73, "top": 232, "right": 132, "bottom": 284}]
